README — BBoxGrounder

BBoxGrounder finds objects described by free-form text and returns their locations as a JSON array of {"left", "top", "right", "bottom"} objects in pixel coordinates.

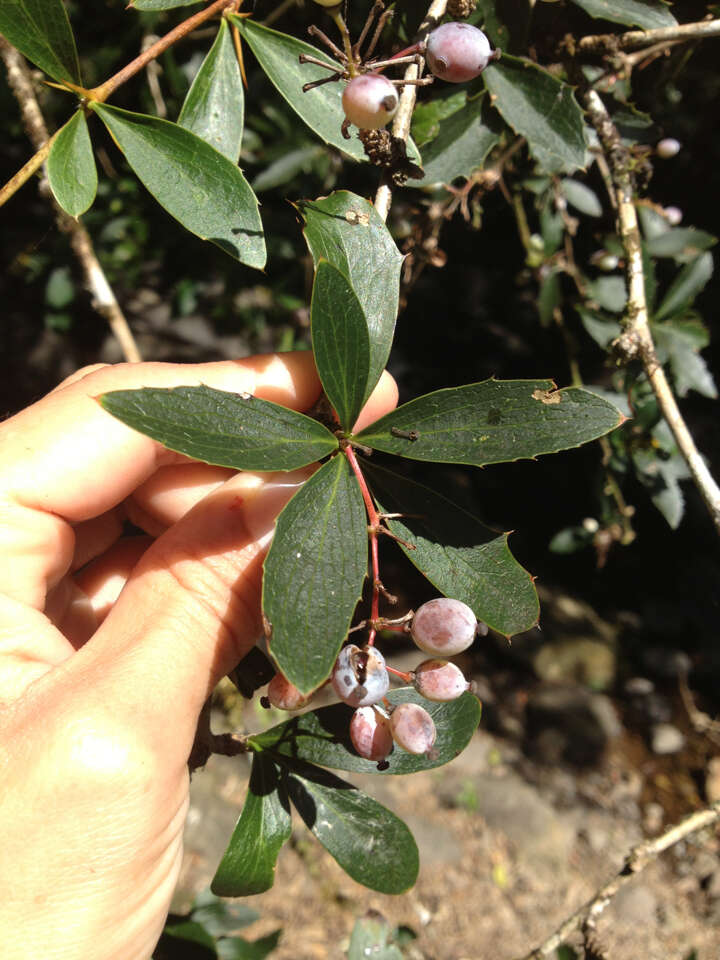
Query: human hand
[{"left": 0, "top": 352, "right": 397, "bottom": 960}]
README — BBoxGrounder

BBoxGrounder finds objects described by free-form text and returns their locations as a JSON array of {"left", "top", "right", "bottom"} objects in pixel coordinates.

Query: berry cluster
[{"left": 264, "top": 598, "right": 485, "bottom": 769}]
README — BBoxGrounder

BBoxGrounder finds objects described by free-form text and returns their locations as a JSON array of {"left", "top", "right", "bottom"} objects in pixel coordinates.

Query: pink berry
[
  {"left": 664, "top": 206, "right": 683, "bottom": 226},
  {"left": 425, "top": 22, "right": 493, "bottom": 83},
  {"left": 341, "top": 74, "right": 399, "bottom": 130},
  {"left": 656, "top": 138, "right": 681, "bottom": 159},
  {"left": 411, "top": 598, "right": 478, "bottom": 656},
  {"left": 350, "top": 706, "right": 394, "bottom": 763},
  {"left": 390, "top": 702, "right": 437, "bottom": 755},
  {"left": 265, "top": 672, "right": 314, "bottom": 711},
  {"left": 413, "top": 659, "right": 470, "bottom": 702},
  {"left": 331, "top": 643, "right": 390, "bottom": 707}
]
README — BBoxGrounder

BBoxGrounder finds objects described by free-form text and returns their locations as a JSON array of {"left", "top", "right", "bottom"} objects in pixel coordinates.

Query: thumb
[{"left": 75, "top": 468, "right": 311, "bottom": 765}]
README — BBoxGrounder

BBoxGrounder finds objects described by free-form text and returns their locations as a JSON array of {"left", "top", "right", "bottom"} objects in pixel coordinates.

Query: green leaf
[
  {"left": 538, "top": 269, "right": 562, "bottom": 327},
  {"left": 132, "top": 0, "right": 202, "bottom": 9},
  {"left": 483, "top": 57, "right": 587, "bottom": 174},
  {"left": 211, "top": 754, "right": 291, "bottom": 897},
  {"left": 569, "top": 0, "right": 677, "bottom": 29},
  {"left": 90, "top": 103, "right": 265, "bottom": 269},
  {"left": 654, "top": 252, "right": 713, "bottom": 322},
  {"left": 311, "top": 260, "right": 371, "bottom": 432},
  {"left": 189, "top": 891, "right": 258, "bottom": 937},
  {"left": 284, "top": 761, "right": 419, "bottom": 893},
  {"left": 251, "top": 688, "right": 481, "bottom": 776},
  {"left": 364, "top": 462, "right": 538, "bottom": 637},
  {"left": 588, "top": 275, "right": 627, "bottom": 313},
  {"left": 231, "top": 16, "right": 365, "bottom": 161},
  {"left": 100, "top": 385, "right": 338, "bottom": 471},
  {"left": 299, "top": 191, "right": 402, "bottom": 404},
  {"left": 178, "top": 18, "right": 244, "bottom": 163},
  {"left": 560, "top": 178, "right": 602, "bottom": 217},
  {"left": 414, "top": 98, "right": 501, "bottom": 186},
  {"left": 0, "top": 0, "right": 80, "bottom": 83},
  {"left": 47, "top": 111, "right": 97, "bottom": 217},
  {"left": 356, "top": 380, "right": 625, "bottom": 466},
  {"left": 160, "top": 920, "right": 217, "bottom": 950},
  {"left": 263, "top": 454, "right": 367, "bottom": 694},
  {"left": 645, "top": 227, "right": 716, "bottom": 261},
  {"left": 577, "top": 306, "right": 621, "bottom": 349},
  {"left": 411, "top": 88, "right": 467, "bottom": 147},
  {"left": 217, "top": 931, "right": 282, "bottom": 960},
  {"left": 348, "top": 915, "right": 404, "bottom": 960},
  {"left": 654, "top": 319, "right": 718, "bottom": 399},
  {"left": 633, "top": 438, "right": 691, "bottom": 530},
  {"left": 252, "top": 145, "right": 325, "bottom": 192}
]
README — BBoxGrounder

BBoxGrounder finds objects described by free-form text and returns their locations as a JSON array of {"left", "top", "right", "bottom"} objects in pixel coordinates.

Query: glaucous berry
[
  {"left": 413, "top": 659, "right": 470, "bottom": 702},
  {"left": 264, "top": 672, "right": 314, "bottom": 711},
  {"left": 331, "top": 643, "right": 390, "bottom": 707},
  {"left": 342, "top": 74, "right": 399, "bottom": 130},
  {"left": 390, "top": 702, "right": 437, "bottom": 755},
  {"left": 656, "top": 137, "right": 681, "bottom": 158},
  {"left": 664, "top": 205, "right": 683, "bottom": 225},
  {"left": 350, "top": 706, "right": 394, "bottom": 763},
  {"left": 425, "top": 22, "right": 494, "bottom": 83},
  {"left": 411, "top": 597, "right": 478, "bottom": 655}
]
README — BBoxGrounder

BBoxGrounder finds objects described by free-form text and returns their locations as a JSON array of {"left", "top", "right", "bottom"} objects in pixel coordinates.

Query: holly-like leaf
[
  {"left": 47, "top": 111, "right": 97, "bottom": 217},
  {"left": 569, "top": 0, "right": 677, "bottom": 29},
  {"left": 263, "top": 454, "right": 367, "bottom": 694},
  {"left": 484, "top": 56, "right": 587, "bottom": 174},
  {"left": 311, "top": 260, "right": 371, "bottom": 432},
  {"left": 251, "top": 688, "right": 481, "bottom": 776},
  {"left": 414, "top": 98, "right": 501, "bottom": 186},
  {"left": 364, "top": 462, "right": 538, "bottom": 637},
  {"left": 211, "top": 754, "right": 291, "bottom": 897},
  {"left": 299, "top": 191, "right": 402, "bottom": 419},
  {"left": 654, "top": 252, "right": 713, "bottom": 322},
  {"left": 230, "top": 16, "right": 365, "bottom": 161},
  {"left": 356, "top": 380, "right": 625, "bottom": 466},
  {"left": 284, "top": 760, "right": 419, "bottom": 893},
  {"left": 100, "top": 385, "right": 338, "bottom": 471},
  {"left": 0, "top": 0, "right": 81, "bottom": 83},
  {"left": 178, "top": 17, "right": 244, "bottom": 163},
  {"left": 90, "top": 103, "right": 265, "bottom": 268},
  {"left": 654, "top": 318, "right": 718, "bottom": 399}
]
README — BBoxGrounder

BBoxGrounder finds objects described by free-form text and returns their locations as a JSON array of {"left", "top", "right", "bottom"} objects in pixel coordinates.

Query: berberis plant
[{"left": 12, "top": 0, "right": 719, "bottom": 911}]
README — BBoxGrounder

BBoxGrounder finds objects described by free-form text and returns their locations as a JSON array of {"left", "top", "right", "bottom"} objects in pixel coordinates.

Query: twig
[
  {"left": 583, "top": 88, "right": 720, "bottom": 535},
  {"left": 578, "top": 17, "right": 720, "bottom": 54},
  {"left": 0, "top": 38, "right": 142, "bottom": 362},
  {"left": 374, "top": 0, "right": 448, "bottom": 222},
  {"left": 516, "top": 802, "right": 720, "bottom": 959}
]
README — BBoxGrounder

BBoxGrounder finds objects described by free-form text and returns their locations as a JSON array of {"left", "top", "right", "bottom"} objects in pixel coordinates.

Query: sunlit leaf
[
  {"left": 47, "top": 111, "right": 97, "bottom": 217},
  {"left": 570, "top": 0, "right": 677, "bottom": 29}
]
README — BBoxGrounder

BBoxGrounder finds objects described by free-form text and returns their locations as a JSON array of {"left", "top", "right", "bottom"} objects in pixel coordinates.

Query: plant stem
[
  {"left": 90, "top": 0, "right": 235, "bottom": 103},
  {"left": 584, "top": 88, "right": 720, "bottom": 535},
  {"left": 0, "top": 37, "right": 142, "bottom": 362},
  {"left": 578, "top": 17, "right": 720, "bottom": 54},
  {"left": 515, "top": 801, "right": 720, "bottom": 959},
  {"left": 374, "top": 0, "right": 448, "bottom": 221},
  {"left": 344, "top": 444, "right": 383, "bottom": 647}
]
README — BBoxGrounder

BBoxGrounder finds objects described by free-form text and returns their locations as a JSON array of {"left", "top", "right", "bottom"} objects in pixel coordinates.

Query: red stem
[{"left": 344, "top": 444, "right": 381, "bottom": 646}]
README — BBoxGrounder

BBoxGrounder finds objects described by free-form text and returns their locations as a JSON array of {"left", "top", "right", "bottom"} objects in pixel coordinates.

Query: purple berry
[
  {"left": 390, "top": 702, "right": 437, "bottom": 755},
  {"left": 425, "top": 22, "right": 493, "bottom": 83},
  {"left": 331, "top": 643, "right": 390, "bottom": 707},
  {"left": 350, "top": 706, "right": 394, "bottom": 763},
  {"left": 411, "top": 598, "right": 478, "bottom": 656},
  {"left": 265, "top": 672, "right": 314, "bottom": 711},
  {"left": 656, "top": 138, "right": 681, "bottom": 159},
  {"left": 413, "top": 659, "right": 470, "bottom": 702},
  {"left": 342, "top": 74, "right": 399, "bottom": 130}
]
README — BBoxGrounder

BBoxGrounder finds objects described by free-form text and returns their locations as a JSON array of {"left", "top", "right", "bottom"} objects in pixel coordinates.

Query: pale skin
[{"left": 0, "top": 351, "right": 398, "bottom": 960}]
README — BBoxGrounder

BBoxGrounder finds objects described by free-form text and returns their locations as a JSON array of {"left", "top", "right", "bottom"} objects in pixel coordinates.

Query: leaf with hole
[
  {"left": 311, "top": 260, "right": 371, "bottom": 432},
  {"left": 284, "top": 760, "right": 419, "bottom": 893},
  {"left": 47, "top": 111, "right": 97, "bottom": 217},
  {"left": 211, "top": 754, "right": 291, "bottom": 897},
  {"left": 299, "top": 191, "right": 402, "bottom": 403},
  {"left": 356, "top": 380, "right": 625, "bottom": 466},
  {"left": 91, "top": 103, "right": 265, "bottom": 268},
  {"left": 0, "top": 0, "right": 80, "bottom": 83},
  {"left": 364, "top": 462, "right": 538, "bottom": 637},
  {"left": 178, "top": 17, "right": 244, "bottom": 162},
  {"left": 251, "top": 688, "right": 481, "bottom": 775},
  {"left": 263, "top": 454, "right": 367, "bottom": 694},
  {"left": 100, "top": 385, "right": 338, "bottom": 471}
]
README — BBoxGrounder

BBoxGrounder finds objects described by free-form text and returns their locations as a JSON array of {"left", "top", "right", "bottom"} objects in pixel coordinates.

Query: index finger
[{"left": 0, "top": 353, "right": 322, "bottom": 522}]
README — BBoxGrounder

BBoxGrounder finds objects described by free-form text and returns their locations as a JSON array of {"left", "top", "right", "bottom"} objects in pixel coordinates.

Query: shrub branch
[
  {"left": 516, "top": 801, "right": 720, "bottom": 959},
  {"left": 578, "top": 17, "right": 720, "bottom": 54},
  {"left": 584, "top": 88, "right": 720, "bottom": 535}
]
